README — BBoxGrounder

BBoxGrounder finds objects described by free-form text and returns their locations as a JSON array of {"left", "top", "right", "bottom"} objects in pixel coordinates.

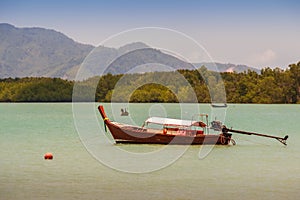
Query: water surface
[{"left": 0, "top": 103, "right": 299, "bottom": 200}]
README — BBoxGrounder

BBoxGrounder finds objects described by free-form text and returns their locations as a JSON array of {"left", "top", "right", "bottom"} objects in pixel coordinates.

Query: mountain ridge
[{"left": 0, "top": 23, "right": 260, "bottom": 79}]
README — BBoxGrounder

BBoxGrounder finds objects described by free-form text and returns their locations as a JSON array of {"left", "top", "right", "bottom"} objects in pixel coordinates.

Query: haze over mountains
[{"left": 0, "top": 23, "right": 259, "bottom": 79}]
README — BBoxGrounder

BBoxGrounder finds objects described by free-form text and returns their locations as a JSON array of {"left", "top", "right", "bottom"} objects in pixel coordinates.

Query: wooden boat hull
[{"left": 98, "top": 106, "right": 231, "bottom": 145}]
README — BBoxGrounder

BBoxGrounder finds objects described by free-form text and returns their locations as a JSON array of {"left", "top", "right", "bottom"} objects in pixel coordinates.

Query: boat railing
[{"left": 191, "top": 113, "right": 209, "bottom": 134}]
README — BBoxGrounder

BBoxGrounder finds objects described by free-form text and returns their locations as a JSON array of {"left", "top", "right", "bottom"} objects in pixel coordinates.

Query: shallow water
[{"left": 0, "top": 103, "right": 299, "bottom": 200}]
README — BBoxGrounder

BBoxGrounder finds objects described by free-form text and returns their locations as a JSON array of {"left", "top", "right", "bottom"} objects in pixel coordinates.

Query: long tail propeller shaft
[{"left": 222, "top": 126, "right": 288, "bottom": 146}]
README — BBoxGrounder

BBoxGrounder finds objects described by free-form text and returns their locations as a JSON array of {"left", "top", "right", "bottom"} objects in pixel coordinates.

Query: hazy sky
[{"left": 1, "top": 0, "right": 299, "bottom": 69}]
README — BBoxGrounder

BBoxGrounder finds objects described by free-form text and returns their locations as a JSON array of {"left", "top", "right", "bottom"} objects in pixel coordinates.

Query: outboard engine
[{"left": 210, "top": 120, "right": 223, "bottom": 131}]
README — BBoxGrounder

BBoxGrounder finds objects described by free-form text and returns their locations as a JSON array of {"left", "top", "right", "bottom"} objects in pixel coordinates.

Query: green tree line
[
  {"left": 0, "top": 77, "right": 73, "bottom": 102},
  {"left": 0, "top": 61, "right": 299, "bottom": 103}
]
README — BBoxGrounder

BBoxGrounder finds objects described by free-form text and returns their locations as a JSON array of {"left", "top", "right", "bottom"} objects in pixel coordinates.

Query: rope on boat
[
  {"left": 220, "top": 134, "right": 236, "bottom": 145},
  {"left": 220, "top": 135, "right": 226, "bottom": 145},
  {"left": 230, "top": 138, "right": 236, "bottom": 145}
]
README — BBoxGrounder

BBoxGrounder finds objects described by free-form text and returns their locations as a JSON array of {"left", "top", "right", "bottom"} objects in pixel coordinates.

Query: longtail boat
[
  {"left": 98, "top": 105, "right": 288, "bottom": 146},
  {"left": 98, "top": 105, "right": 233, "bottom": 145}
]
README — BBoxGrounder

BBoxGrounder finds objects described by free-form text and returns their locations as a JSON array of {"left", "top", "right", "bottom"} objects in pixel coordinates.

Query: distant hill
[{"left": 0, "top": 23, "right": 259, "bottom": 79}]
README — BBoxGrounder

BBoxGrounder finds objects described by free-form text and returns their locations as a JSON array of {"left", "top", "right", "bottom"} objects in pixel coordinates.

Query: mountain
[
  {"left": 0, "top": 23, "right": 94, "bottom": 79},
  {"left": 95, "top": 47, "right": 195, "bottom": 75},
  {"left": 0, "top": 23, "right": 258, "bottom": 79}
]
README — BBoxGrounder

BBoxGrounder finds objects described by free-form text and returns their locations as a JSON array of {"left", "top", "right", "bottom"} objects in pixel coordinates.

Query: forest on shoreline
[{"left": 0, "top": 62, "right": 299, "bottom": 103}]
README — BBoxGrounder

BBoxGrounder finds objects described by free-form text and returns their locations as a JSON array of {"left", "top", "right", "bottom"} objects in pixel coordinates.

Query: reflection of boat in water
[
  {"left": 99, "top": 105, "right": 232, "bottom": 145},
  {"left": 98, "top": 105, "right": 288, "bottom": 146},
  {"left": 211, "top": 103, "right": 227, "bottom": 108},
  {"left": 121, "top": 108, "right": 129, "bottom": 116}
]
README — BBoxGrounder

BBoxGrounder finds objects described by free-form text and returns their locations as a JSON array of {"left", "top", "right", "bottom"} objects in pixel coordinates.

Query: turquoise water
[{"left": 0, "top": 103, "right": 299, "bottom": 200}]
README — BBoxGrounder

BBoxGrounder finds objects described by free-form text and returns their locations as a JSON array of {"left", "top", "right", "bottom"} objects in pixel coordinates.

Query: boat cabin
[{"left": 142, "top": 117, "right": 207, "bottom": 136}]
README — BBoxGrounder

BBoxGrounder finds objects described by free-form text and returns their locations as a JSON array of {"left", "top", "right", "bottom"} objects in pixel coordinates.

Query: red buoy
[{"left": 44, "top": 152, "right": 53, "bottom": 160}]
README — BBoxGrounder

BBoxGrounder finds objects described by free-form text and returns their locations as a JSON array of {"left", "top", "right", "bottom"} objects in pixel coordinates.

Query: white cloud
[
  {"left": 246, "top": 49, "right": 277, "bottom": 68},
  {"left": 258, "top": 49, "right": 276, "bottom": 63}
]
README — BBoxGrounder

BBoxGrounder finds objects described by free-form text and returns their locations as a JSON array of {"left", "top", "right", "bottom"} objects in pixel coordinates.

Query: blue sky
[{"left": 1, "top": 0, "right": 299, "bottom": 68}]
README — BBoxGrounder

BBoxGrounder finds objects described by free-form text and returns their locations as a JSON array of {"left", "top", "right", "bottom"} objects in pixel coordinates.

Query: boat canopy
[{"left": 144, "top": 117, "right": 206, "bottom": 127}]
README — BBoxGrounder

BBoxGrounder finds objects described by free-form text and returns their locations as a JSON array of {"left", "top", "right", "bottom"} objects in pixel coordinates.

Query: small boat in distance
[
  {"left": 99, "top": 105, "right": 233, "bottom": 145},
  {"left": 120, "top": 108, "right": 129, "bottom": 116},
  {"left": 98, "top": 105, "right": 288, "bottom": 146},
  {"left": 211, "top": 103, "right": 227, "bottom": 108}
]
